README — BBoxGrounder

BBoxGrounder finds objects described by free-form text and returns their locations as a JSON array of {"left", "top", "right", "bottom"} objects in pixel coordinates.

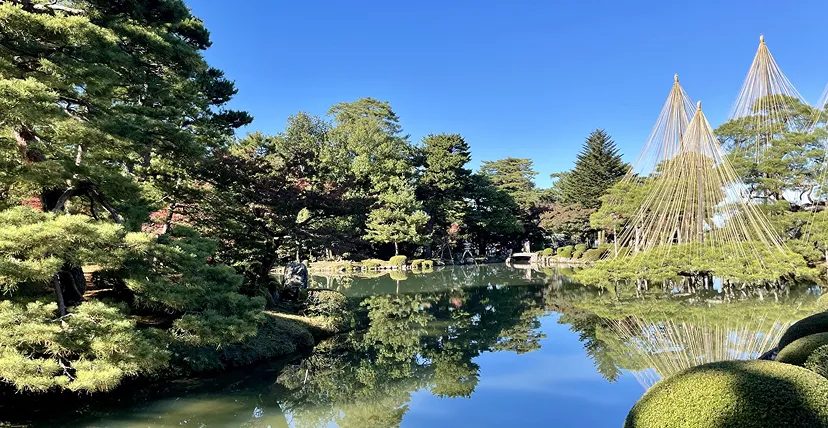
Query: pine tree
[
  {"left": 561, "top": 129, "right": 628, "bottom": 209},
  {"left": 0, "top": 1, "right": 259, "bottom": 393},
  {"left": 364, "top": 177, "right": 430, "bottom": 255},
  {"left": 415, "top": 134, "right": 472, "bottom": 252}
]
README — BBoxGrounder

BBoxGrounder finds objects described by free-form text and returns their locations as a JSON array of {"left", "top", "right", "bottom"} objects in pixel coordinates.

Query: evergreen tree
[
  {"left": 479, "top": 158, "right": 540, "bottom": 212},
  {"left": 465, "top": 174, "right": 524, "bottom": 253},
  {"left": 365, "top": 177, "right": 430, "bottom": 255},
  {"left": 478, "top": 158, "right": 542, "bottom": 247},
  {"left": 560, "top": 129, "right": 628, "bottom": 209},
  {"left": 415, "top": 134, "right": 472, "bottom": 253},
  {"left": 0, "top": 1, "right": 260, "bottom": 393},
  {"left": 204, "top": 116, "right": 361, "bottom": 291}
]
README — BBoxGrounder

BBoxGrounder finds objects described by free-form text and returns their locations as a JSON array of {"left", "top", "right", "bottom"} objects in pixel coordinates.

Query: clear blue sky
[{"left": 187, "top": 0, "right": 828, "bottom": 188}]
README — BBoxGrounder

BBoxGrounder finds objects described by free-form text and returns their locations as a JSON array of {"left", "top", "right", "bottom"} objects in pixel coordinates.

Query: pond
[{"left": 11, "top": 264, "right": 824, "bottom": 427}]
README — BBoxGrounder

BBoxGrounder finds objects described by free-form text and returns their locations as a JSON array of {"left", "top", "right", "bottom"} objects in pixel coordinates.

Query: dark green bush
[
  {"left": 805, "top": 344, "right": 828, "bottom": 379},
  {"left": 779, "top": 312, "right": 828, "bottom": 350},
  {"left": 388, "top": 255, "right": 407, "bottom": 267},
  {"left": 581, "top": 248, "right": 604, "bottom": 262},
  {"left": 624, "top": 360, "right": 828, "bottom": 428},
  {"left": 777, "top": 333, "right": 828, "bottom": 366},
  {"left": 557, "top": 245, "right": 573, "bottom": 258}
]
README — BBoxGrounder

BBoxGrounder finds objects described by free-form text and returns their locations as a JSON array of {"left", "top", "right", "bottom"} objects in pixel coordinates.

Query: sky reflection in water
[{"left": 52, "top": 264, "right": 821, "bottom": 428}]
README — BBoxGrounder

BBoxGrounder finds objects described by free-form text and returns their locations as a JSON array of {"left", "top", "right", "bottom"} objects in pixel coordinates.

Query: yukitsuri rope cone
[
  {"left": 729, "top": 35, "right": 812, "bottom": 158},
  {"left": 613, "top": 77, "right": 785, "bottom": 262},
  {"left": 576, "top": 75, "right": 803, "bottom": 288}
]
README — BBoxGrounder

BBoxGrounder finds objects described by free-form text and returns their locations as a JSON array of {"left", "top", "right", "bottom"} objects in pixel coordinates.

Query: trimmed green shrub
[
  {"left": 422, "top": 260, "right": 434, "bottom": 269},
  {"left": 388, "top": 255, "right": 407, "bottom": 267},
  {"left": 541, "top": 248, "right": 554, "bottom": 257},
  {"left": 361, "top": 259, "right": 385, "bottom": 270},
  {"left": 573, "top": 243, "right": 588, "bottom": 259},
  {"left": 779, "top": 312, "right": 828, "bottom": 350},
  {"left": 581, "top": 248, "right": 603, "bottom": 262},
  {"left": 410, "top": 259, "right": 425, "bottom": 269},
  {"left": 777, "top": 333, "right": 828, "bottom": 366},
  {"left": 805, "top": 344, "right": 828, "bottom": 379},
  {"left": 557, "top": 245, "right": 573, "bottom": 258},
  {"left": 624, "top": 360, "right": 828, "bottom": 428}
]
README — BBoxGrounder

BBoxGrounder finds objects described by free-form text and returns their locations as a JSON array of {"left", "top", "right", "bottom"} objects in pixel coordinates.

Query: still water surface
[{"left": 35, "top": 265, "right": 826, "bottom": 427}]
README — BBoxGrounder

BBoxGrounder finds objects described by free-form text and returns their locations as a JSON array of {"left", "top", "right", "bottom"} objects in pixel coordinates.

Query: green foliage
[
  {"left": 479, "top": 158, "right": 539, "bottom": 212},
  {"left": 0, "top": 207, "right": 124, "bottom": 292},
  {"left": 123, "top": 227, "right": 265, "bottom": 347},
  {"left": 805, "top": 344, "right": 828, "bottom": 379},
  {"left": 422, "top": 260, "right": 434, "bottom": 269},
  {"left": 590, "top": 178, "right": 651, "bottom": 234},
  {"left": 388, "top": 255, "right": 407, "bottom": 267},
  {"left": 540, "top": 203, "right": 594, "bottom": 243},
  {"left": 415, "top": 134, "right": 472, "bottom": 249},
  {"left": 465, "top": 174, "right": 523, "bottom": 249},
  {"left": 777, "top": 333, "right": 828, "bottom": 366},
  {"left": 557, "top": 245, "right": 573, "bottom": 258},
  {"left": 171, "top": 313, "right": 314, "bottom": 373},
  {"left": 581, "top": 248, "right": 604, "bottom": 262},
  {"left": 541, "top": 248, "right": 554, "bottom": 257},
  {"left": 559, "top": 129, "right": 628, "bottom": 209},
  {"left": 624, "top": 360, "right": 828, "bottom": 428},
  {"left": 410, "top": 259, "right": 425, "bottom": 270},
  {"left": 715, "top": 96, "right": 825, "bottom": 207},
  {"left": 575, "top": 243, "right": 810, "bottom": 288},
  {"left": 364, "top": 177, "right": 430, "bottom": 254},
  {"left": 573, "top": 243, "right": 588, "bottom": 259},
  {"left": 0, "top": 300, "right": 168, "bottom": 392},
  {"left": 779, "top": 312, "right": 828, "bottom": 350}
]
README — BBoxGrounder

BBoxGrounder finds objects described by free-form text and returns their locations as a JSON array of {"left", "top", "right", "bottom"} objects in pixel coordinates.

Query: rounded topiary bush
[
  {"left": 624, "top": 360, "right": 828, "bottom": 428},
  {"left": 777, "top": 333, "right": 828, "bottom": 366},
  {"left": 806, "top": 344, "right": 828, "bottom": 379},
  {"left": 779, "top": 312, "right": 828, "bottom": 350}
]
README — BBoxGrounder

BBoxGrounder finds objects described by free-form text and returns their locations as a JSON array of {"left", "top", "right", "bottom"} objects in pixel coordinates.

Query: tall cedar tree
[{"left": 560, "top": 130, "right": 628, "bottom": 209}]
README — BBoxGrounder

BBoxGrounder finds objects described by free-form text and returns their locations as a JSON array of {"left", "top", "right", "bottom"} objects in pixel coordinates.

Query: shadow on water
[{"left": 3, "top": 264, "right": 824, "bottom": 427}]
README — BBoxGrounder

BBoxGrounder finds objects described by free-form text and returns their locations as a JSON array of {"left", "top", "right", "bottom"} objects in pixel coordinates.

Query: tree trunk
[
  {"left": 53, "top": 274, "right": 66, "bottom": 316},
  {"left": 394, "top": 241, "right": 399, "bottom": 255}
]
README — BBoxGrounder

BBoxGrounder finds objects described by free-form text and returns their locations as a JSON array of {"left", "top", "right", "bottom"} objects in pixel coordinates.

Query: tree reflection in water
[
  {"left": 36, "top": 265, "right": 824, "bottom": 427},
  {"left": 276, "top": 266, "right": 822, "bottom": 427}
]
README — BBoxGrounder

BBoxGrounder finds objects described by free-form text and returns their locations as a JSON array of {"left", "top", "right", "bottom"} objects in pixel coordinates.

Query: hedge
[
  {"left": 805, "top": 344, "right": 828, "bottom": 379},
  {"left": 557, "top": 245, "right": 573, "bottom": 259},
  {"left": 777, "top": 333, "right": 828, "bottom": 366},
  {"left": 779, "top": 312, "right": 828, "bottom": 350},
  {"left": 624, "top": 360, "right": 828, "bottom": 428}
]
